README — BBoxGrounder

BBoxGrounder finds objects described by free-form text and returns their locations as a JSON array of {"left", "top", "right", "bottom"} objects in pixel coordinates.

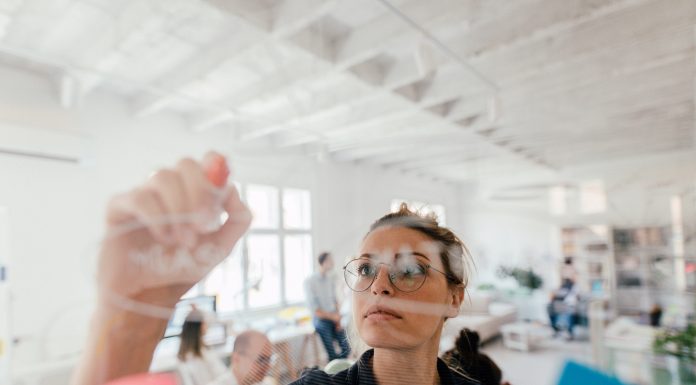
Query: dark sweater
[{"left": 290, "top": 349, "right": 480, "bottom": 385}]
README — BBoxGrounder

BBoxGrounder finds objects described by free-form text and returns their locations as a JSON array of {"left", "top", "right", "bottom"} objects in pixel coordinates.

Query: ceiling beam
[
  {"left": 468, "top": 0, "right": 691, "bottom": 83},
  {"left": 134, "top": 0, "right": 338, "bottom": 118},
  {"left": 270, "top": 0, "right": 341, "bottom": 37},
  {"left": 132, "top": 28, "right": 261, "bottom": 117},
  {"left": 330, "top": 132, "right": 471, "bottom": 162},
  {"left": 334, "top": 0, "right": 468, "bottom": 69},
  {"left": 35, "top": 1, "right": 160, "bottom": 99},
  {"left": 397, "top": 152, "right": 486, "bottom": 172}
]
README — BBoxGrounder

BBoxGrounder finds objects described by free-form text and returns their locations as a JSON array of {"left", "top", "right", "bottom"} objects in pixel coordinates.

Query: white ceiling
[{"left": 0, "top": 0, "right": 694, "bottom": 194}]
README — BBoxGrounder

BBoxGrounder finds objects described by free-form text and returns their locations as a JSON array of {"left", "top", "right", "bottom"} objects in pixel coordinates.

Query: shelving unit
[
  {"left": 561, "top": 225, "right": 615, "bottom": 301},
  {"left": 612, "top": 226, "right": 672, "bottom": 316}
]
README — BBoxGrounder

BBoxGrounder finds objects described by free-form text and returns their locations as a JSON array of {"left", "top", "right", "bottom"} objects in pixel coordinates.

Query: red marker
[
  {"left": 202, "top": 152, "right": 229, "bottom": 232},
  {"left": 204, "top": 153, "right": 229, "bottom": 188}
]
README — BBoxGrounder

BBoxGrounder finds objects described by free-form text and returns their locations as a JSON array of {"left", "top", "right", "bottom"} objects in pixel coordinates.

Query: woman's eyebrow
[
  {"left": 358, "top": 252, "right": 431, "bottom": 261},
  {"left": 395, "top": 252, "right": 431, "bottom": 262}
]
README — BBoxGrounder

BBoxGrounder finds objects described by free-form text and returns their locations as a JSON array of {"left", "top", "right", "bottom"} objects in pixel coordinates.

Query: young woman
[
  {"left": 72, "top": 155, "right": 477, "bottom": 385},
  {"left": 290, "top": 204, "right": 477, "bottom": 385},
  {"left": 176, "top": 309, "right": 228, "bottom": 385}
]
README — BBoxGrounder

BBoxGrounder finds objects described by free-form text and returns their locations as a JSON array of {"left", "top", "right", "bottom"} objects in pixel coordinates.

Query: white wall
[
  {"left": 0, "top": 67, "right": 462, "bottom": 375},
  {"left": 459, "top": 202, "right": 561, "bottom": 290}
]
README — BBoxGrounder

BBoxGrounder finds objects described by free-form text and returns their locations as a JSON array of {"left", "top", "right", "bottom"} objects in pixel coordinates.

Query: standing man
[{"left": 304, "top": 252, "right": 351, "bottom": 361}]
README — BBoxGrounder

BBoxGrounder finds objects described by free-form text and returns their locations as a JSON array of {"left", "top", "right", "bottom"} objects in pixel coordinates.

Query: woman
[
  {"left": 72, "top": 155, "right": 476, "bottom": 385},
  {"left": 291, "top": 204, "right": 477, "bottom": 385},
  {"left": 176, "top": 308, "right": 228, "bottom": 385}
]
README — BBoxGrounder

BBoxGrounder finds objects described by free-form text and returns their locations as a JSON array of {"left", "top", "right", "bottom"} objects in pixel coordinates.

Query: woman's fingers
[
  {"left": 176, "top": 157, "right": 218, "bottom": 235},
  {"left": 107, "top": 187, "right": 172, "bottom": 244},
  {"left": 146, "top": 168, "right": 194, "bottom": 245},
  {"left": 206, "top": 185, "right": 252, "bottom": 251},
  {"left": 107, "top": 153, "right": 249, "bottom": 253}
]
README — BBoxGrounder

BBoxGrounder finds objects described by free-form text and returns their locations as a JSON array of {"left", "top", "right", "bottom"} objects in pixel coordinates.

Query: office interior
[{"left": 0, "top": 0, "right": 695, "bottom": 384}]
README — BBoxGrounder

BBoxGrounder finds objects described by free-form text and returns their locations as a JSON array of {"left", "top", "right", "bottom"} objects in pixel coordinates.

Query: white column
[
  {"left": 671, "top": 195, "right": 686, "bottom": 292},
  {"left": 0, "top": 206, "right": 11, "bottom": 384}
]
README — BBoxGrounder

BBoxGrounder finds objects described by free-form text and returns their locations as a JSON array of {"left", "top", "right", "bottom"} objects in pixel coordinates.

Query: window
[
  {"left": 202, "top": 243, "right": 244, "bottom": 312},
  {"left": 549, "top": 185, "right": 567, "bottom": 216},
  {"left": 284, "top": 234, "right": 313, "bottom": 303},
  {"left": 283, "top": 189, "right": 311, "bottom": 229},
  {"left": 391, "top": 199, "right": 447, "bottom": 225},
  {"left": 247, "top": 185, "right": 279, "bottom": 229},
  {"left": 201, "top": 184, "right": 313, "bottom": 313},
  {"left": 579, "top": 180, "right": 606, "bottom": 214}
]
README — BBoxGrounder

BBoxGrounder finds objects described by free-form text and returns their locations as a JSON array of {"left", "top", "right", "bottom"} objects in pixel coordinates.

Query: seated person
[
  {"left": 177, "top": 308, "right": 227, "bottom": 385},
  {"left": 547, "top": 278, "right": 579, "bottom": 340},
  {"left": 230, "top": 330, "right": 274, "bottom": 385},
  {"left": 177, "top": 310, "right": 273, "bottom": 385}
]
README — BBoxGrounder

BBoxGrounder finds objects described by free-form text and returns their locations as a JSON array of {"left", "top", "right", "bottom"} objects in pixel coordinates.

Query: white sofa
[{"left": 439, "top": 292, "right": 517, "bottom": 353}]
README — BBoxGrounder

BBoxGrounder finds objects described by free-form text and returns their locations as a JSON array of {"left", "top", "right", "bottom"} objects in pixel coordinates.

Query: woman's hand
[
  {"left": 73, "top": 153, "right": 251, "bottom": 385},
  {"left": 98, "top": 153, "right": 250, "bottom": 307}
]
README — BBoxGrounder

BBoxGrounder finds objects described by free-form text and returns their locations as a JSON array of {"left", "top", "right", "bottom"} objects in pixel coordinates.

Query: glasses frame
[
  {"left": 241, "top": 351, "right": 277, "bottom": 366},
  {"left": 342, "top": 257, "right": 452, "bottom": 293}
]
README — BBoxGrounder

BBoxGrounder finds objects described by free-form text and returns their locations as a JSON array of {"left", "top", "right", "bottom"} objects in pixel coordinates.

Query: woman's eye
[
  {"left": 401, "top": 264, "right": 425, "bottom": 277},
  {"left": 357, "top": 263, "right": 375, "bottom": 276}
]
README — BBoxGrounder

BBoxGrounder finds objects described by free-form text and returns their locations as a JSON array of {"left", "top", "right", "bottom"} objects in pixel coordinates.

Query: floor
[{"left": 482, "top": 334, "right": 594, "bottom": 385}]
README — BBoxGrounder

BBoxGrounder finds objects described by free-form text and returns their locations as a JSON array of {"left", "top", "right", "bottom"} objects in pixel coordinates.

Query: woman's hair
[
  {"left": 318, "top": 251, "right": 331, "bottom": 266},
  {"left": 442, "top": 329, "right": 503, "bottom": 385},
  {"left": 177, "top": 309, "right": 205, "bottom": 361},
  {"left": 366, "top": 203, "right": 472, "bottom": 289}
]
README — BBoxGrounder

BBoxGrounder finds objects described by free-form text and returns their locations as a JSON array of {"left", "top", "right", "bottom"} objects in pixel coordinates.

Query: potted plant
[
  {"left": 653, "top": 323, "right": 696, "bottom": 383},
  {"left": 496, "top": 266, "right": 543, "bottom": 292}
]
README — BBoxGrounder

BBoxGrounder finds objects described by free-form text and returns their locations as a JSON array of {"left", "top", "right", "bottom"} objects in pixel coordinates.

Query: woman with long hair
[{"left": 176, "top": 308, "right": 228, "bottom": 385}]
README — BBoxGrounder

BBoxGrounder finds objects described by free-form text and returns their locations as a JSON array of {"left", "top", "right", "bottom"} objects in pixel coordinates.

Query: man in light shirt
[{"left": 304, "top": 252, "right": 351, "bottom": 361}]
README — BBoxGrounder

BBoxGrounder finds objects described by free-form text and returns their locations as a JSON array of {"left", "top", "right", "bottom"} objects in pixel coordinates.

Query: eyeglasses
[
  {"left": 240, "top": 351, "right": 276, "bottom": 366},
  {"left": 255, "top": 353, "right": 276, "bottom": 366},
  {"left": 343, "top": 257, "right": 452, "bottom": 293}
]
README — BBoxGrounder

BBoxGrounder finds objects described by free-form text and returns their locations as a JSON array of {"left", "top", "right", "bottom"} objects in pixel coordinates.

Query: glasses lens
[
  {"left": 344, "top": 259, "right": 428, "bottom": 292},
  {"left": 392, "top": 261, "right": 427, "bottom": 292},
  {"left": 344, "top": 259, "right": 377, "bottom": 291}
]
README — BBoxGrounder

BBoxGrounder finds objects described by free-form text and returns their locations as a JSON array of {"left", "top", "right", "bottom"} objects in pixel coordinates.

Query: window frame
[{"left": 198, "top": 183, "right": 314, "bottom": 316}]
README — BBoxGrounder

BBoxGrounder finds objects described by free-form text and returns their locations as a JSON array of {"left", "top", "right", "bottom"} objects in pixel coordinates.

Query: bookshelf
[
  {"left": 612, "top": 226, "right": 672, "bottom": 315},
  {"left": 561, "top": 225, "right": 614, "bottom": 301}
]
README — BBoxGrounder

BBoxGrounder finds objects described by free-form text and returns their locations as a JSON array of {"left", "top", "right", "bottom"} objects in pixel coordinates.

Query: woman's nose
[{"left": 371, "top": 264, "right": 394, "bottom": 295}]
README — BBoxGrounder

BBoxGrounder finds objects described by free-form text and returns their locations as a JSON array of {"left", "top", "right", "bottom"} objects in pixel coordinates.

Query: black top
[{"left": 289, "top": 349, "right": 480, "bottom": 385}]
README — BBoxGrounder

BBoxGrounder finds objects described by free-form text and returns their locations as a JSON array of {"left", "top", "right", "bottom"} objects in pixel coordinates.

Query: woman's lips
[
  {"left": 366, "top": 311, "right": 400, "bottom": 321},
  {"left": 364, "top": 305, "right": 402, "bottom": 321}
]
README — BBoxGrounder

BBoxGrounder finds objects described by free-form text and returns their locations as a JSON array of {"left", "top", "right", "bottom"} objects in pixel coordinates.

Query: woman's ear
[{"left": 446, "top": 285, "right": 465, "bottom": 318}]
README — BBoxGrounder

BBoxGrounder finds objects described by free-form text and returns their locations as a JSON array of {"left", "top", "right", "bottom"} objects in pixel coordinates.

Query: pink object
[
  {"left": 205, "top": 154, "right": 229, "bottom": 188},
  {"left": 105, "top": 373, "right": 179, "bottom": 385}
]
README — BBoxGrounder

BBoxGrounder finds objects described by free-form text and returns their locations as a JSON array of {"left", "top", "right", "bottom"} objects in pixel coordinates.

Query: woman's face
[{"left": 352, "top": 226, "right": 463, "bottom": 350}]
